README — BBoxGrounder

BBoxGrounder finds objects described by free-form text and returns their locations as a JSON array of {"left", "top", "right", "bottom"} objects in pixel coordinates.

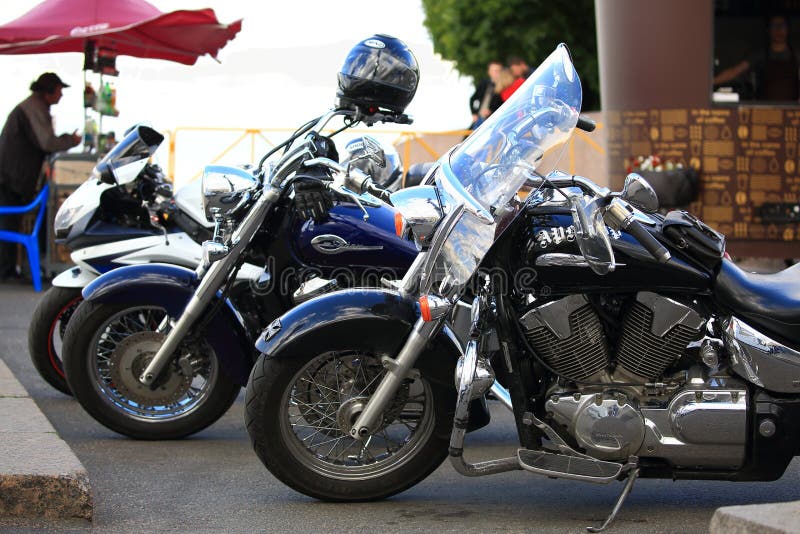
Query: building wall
[{"left": 596, "top": 0, "right": 799, "bottom": 256}]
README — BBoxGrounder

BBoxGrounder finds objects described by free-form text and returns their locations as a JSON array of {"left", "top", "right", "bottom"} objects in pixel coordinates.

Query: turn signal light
[
  {"left": 420, "top": 295, "right": 431, "bottom": 321},
  {"left": 418, "top": 294, "right": 449, "bottom": 322},
  {"left": 394, "top": 211, "right": 406, "bottom": 237}
]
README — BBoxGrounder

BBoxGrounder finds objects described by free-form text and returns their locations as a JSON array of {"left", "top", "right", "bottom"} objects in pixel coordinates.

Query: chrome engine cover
[
  {"left": 546, "top": 393, "right": 645, "bottom": 461},
  {"left": 724, "top": 316, "right": 800, "bottom": 393},
  {"left": 292, "top": 277, "right": 338, "bottom": 305},
  {"left": 547, "top": 380, "right": 749, "bottom": 468},
  {"left": 638, "top": 384, "right": 748, "bottom": 469}
]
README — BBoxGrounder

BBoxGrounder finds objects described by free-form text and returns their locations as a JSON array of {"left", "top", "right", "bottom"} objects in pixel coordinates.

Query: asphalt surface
[{"left": 1, "top": 281, "right": 799, "bottom": 533}]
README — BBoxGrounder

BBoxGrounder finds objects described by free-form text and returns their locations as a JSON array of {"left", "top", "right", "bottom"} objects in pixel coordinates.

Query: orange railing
[{"left": 165, "top": 122, "right": 607, "bottom": 187}]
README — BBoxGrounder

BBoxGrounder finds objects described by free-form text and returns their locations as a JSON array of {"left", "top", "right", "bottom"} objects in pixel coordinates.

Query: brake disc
[{"left": 108, "top": 331, "right": 192, "bottom": 406}]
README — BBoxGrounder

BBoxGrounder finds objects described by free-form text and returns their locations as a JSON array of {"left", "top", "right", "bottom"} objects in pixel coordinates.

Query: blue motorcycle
[{"left": 60, "top": 107, "right": 422, "bottom": 440}]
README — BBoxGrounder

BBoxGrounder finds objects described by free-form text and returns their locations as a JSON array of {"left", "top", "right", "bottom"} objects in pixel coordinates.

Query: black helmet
[{"left": 336, "top": 34, "right": 419, "bottom": 114}]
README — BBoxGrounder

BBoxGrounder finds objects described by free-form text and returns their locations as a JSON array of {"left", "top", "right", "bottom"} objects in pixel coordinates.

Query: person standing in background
[
  {"left": 495, "top": 67, "right": 525, "bottom": 102},
  {"left": 508, "top": 56, "right": 531, "bottom": 80},
  {"left": 0, "top": 72, "right": 80, "bottom": 279},
  {"left": 714, "top": 14, "right": 799, "bottom": 101},
  {"left": 469, "top": 60, "right": 504, "bottom": 129}
]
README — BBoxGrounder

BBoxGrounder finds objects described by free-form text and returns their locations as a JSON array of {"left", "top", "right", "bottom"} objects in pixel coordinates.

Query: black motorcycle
[{"left": 245, "top": 44, "right": 800, "bottom": 532}]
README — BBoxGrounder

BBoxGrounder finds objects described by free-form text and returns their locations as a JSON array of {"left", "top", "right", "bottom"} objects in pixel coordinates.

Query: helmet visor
[{"left": 340, "top": 46, "right": 418, "bottom": 91}]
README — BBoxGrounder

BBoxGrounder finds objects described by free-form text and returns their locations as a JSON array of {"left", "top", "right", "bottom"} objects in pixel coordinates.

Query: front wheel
[
  {"left": 245, "top": 348, "right": 452, "bottom": 501},
  {"left": 63, "top": 300, "right": 240, "bottom": 440},
  {"left": 28, "top": 286, "right": 84, "bottom": 395}
]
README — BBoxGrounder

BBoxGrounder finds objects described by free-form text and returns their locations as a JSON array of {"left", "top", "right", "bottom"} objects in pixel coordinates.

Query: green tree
[{"left": 421, "top": 0, "right": 599, "bottom": 110}]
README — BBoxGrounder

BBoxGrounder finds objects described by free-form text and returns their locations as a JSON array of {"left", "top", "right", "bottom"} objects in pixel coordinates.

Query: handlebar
[
  {"left": 526, "top": 174, "right": 611, "bottom": 198},
  {"left": 359, "top": 110, "right": 413, "bottom": 127},
  {"left": 300, "top": 156, "right": 392, "bottom": 220},
  {"left": 577, "top": 115, "right": 596, "bottom": 132},
  {"left": 622, "top": 218, "right": 671, "bottom": 263},
  {"left": 604, "top": 198, "right": 670, "bottom": 263}
]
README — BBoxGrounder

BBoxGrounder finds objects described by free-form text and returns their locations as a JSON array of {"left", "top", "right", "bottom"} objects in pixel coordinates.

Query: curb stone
[
  {"left": 0, "top": 358, "right": 92, "bottom": 520},
  {"left": 709, "top": 501, "right": 800, "bottom": 534}
]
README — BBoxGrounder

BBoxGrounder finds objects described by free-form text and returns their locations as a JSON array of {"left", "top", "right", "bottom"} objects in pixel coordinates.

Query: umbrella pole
[
  {"left": 83, "top": 69, "right": 87, "bottom": 151},
  {"left": 98, "top": 73, "right": 103, "bottom": 141}
]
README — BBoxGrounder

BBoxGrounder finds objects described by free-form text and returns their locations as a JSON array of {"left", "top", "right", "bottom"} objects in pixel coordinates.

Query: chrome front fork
[
  {"left": 138, "top": 188, "right": 279, "bottom": 386},
  {"left": 349, "top": 317, "right": 439, "bottom": 438},
  {"left": 137, "top": 257, "right": 234, "bottom": 385},
  {"left": 350, "top": 280, "right": 512, "bottom": 439}
]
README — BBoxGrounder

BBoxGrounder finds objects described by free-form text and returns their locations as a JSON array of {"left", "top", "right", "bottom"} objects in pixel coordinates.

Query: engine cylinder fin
[
  {"left": 523, "top": 298, "right": 609, "bottom": 380},
  {"left": 616, "top": 299, "right": 704, "bottom": 379}
]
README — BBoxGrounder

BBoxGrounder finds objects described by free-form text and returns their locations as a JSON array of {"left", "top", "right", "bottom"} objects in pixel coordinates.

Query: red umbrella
[{"left": 0, "top": 0, "right": 242, "bottom": 65}]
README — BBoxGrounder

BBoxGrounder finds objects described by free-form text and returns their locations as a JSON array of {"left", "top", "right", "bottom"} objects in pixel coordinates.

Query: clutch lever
[
  {"left": 304, "top": 156, "right": 392, "bottom": 218},
  {"left": 328, "top": 182, "right": 370, "bottom": 221}
]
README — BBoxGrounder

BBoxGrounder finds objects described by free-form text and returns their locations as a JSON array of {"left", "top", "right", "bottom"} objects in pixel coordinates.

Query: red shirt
[{"left": 501, "top": 77, "right": 525, "bottom": 101}]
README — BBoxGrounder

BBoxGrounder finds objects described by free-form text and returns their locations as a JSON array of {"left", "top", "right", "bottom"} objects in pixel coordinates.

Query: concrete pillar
[{"left": 595, "top": 0, "right": 714, "bottom": 110}]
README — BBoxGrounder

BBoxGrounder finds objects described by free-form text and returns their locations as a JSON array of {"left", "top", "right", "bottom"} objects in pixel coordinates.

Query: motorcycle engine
[
  {"left": 520, "top": 292, "right": 748, "bottom": 468},
  {"left": 520, "top": 292, "right": 706, "bottom": 384}
]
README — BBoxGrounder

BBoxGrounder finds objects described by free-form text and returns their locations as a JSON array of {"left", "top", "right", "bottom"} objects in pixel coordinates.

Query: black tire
[
  {"left": 63, "top": 299, "right": 241, "bottom": 440},
  {"left": 245, "top": 348, "right": 452, "bottom": 501},
  {"left": 28, "top": 286, "right": 84, "bottom": 396}
]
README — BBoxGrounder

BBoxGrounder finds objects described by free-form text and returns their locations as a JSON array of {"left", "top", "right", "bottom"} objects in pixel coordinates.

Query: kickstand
[{"left": 586, "top": 467, "right": 640, "bottom": 533}]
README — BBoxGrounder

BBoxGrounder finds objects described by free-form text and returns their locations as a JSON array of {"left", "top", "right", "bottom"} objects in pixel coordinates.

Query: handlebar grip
[
  {"left": 623, "top": 219, "right": 671, "bottom": 263},
  {"left": 577, "top": 115, "right": 596, "bottom": 132},
  {"left": 367, "top": 183, "right": 391, "bottom": 203}
]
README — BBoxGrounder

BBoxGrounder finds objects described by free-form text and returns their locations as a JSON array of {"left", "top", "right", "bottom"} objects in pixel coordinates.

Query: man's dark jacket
[
  {"left": 469, "top": 78, "right": 503, "bottom": 116},
  {"left": 0, "top": 94, "right": 76, "bottom": 202}
]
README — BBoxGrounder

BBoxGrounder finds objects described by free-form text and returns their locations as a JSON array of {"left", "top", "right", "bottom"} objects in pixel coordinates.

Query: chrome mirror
[
  {"left": 201, "top": 165, "right": 258, "bottom": 222},
  {"left": 343, "top": 135, "right": 407, "bottom": 192},
  {"left": 344, "top": 136, "right": 387, "bottom": 170},
  {"left": 621, "top": 173, "right": 659, "bottom": 213}
]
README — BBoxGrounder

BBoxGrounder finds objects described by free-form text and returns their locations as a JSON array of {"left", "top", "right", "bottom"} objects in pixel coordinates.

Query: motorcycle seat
[{"left": 714, "top": 259, "right": 800, "bottom": 345}]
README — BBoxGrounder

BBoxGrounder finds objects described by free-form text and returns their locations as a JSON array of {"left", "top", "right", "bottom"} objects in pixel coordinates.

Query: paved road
[{"left": 1, "top": 282, "right": 798, "bottom": 533}]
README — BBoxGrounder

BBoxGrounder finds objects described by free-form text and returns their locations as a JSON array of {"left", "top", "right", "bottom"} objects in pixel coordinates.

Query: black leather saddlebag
[
  {"left": 662, "top": 210, "right": 725, "bottom": 267},
  {"left": 639, "top": 169, "right": 698, "bottom": 208}
]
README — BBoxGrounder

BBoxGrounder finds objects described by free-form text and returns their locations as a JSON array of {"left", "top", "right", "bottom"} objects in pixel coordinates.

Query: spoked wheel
[
  {"left": 245, "top": 348, "right": 451, "bottom": 501},
  {"left": 28, "top": 286, "right": 84, "bottom": 395},
  {"left": 63, "top": 300, "right": 240, "bottom": 439}
]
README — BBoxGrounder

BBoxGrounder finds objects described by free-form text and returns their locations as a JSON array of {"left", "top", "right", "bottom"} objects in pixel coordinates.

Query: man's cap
[{"left": 30, "top": 72, "right": 70, "bottom": 93}]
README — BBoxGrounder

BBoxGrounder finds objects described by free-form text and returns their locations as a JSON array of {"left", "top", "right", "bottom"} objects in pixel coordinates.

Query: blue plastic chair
[{"left": 0, "top": 184, "right": 49, "bottom": 291}]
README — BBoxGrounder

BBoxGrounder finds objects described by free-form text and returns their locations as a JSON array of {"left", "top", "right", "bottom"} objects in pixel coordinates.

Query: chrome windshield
[{"left": 426, "top": 44, "right": 582, "bottom": 295}]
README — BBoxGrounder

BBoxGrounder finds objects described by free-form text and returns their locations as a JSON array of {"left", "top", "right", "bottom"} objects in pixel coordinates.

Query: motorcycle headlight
[
  {"left": 201, "top": 165, "right": 259, "bottom": 222},
  {"left": 53, "top": 204, "right": 81, "bottom": 238},
  {"left": 388, "top": 185, "right": 443, "bottom": 247}
]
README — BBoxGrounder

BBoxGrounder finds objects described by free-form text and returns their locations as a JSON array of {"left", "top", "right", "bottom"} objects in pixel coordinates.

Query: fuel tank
[
  {"left": 522, "top": 212, "right": 711, "bottom": 295},
  {"left": 290, "top": 200, "right": 418, "bottom": 278}
]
